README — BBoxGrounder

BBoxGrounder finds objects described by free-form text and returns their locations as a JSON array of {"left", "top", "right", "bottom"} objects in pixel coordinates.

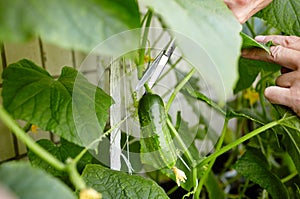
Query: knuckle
[
  {"left": 282, "top": 36, "right": 300, "bottom": 47},
  {"left": 270, "top": 45, "right": 283, "bottom": 62},
  {"left": 282, "top": 37, "right": 292, "bottom": 47},
  {"left": 237, "top": 0, "right": 248, "bottom": 6}
]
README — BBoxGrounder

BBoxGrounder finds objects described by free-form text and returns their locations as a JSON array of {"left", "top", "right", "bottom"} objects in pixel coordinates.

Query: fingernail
[{"left": 255, "top": 35, "right": 265, "bottom": 42}]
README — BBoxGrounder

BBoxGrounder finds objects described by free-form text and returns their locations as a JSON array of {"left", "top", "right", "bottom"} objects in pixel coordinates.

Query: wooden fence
[{"left": 0, "top": 38, "right": 90, "bottom": 162}]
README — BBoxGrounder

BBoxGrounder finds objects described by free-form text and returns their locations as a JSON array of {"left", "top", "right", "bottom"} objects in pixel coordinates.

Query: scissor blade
[
  {"left": 147, "top": 54, "right": 169, "bottom": 88},
  {"left": 135, "top": 52, "right": 163, "bottom": 91},
  {"left": 135, "top": 39, "right": 176, "bottom": 91},
  {"left": 148, "top": 40, "right": 176, "bottom": 89}
]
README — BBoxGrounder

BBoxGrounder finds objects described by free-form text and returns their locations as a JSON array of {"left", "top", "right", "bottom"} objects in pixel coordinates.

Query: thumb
[{"left": 264, "top": 86, "right": 291, "bottom": 107}]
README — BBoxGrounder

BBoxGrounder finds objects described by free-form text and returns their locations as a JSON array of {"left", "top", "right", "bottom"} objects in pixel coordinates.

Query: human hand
[
  {"left": 224, "top": 0, "right": 272, "bottom": 23},
  {"left": 242, "top": 35, "right": 300, "bottom": 116}
]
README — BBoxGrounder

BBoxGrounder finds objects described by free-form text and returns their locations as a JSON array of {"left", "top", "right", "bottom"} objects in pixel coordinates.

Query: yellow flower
[
  {"left": 79, "top": 188, "right": 102, "bottom": 199},
  {"left": 30, "top": 125, "right": 38, "bottom": 133},
  {"left": 243, "top": 88, "right": 259, "bottom": 105},
  {"left": 172, "top": 167, "right": 187, "bottom": 186},
  {"left": 144, "top": 55, "right": 153, "bottom": 63}
]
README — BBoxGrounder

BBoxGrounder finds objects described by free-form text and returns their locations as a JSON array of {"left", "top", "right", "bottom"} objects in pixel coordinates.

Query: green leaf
[
  {"left": 81, "top": 164, "right": 169, "bottom": 199},
  {"left": 0, "top": 0, "right": 140, "bottom": 53},
  {"left": 234, "top": 57, "right": 281, "bottom": 93},
  {"left": 0, "top": 162, "right": 75, "bottom": 199},
  {"left": 256, "top": 0, "right": 300, "bottom": 36},
  {"left": 282, "top": 127, "right": 300, "bottom": 174},
  {"left": 227, "top": 108, "right": 266, "bottom": 124},
  {"left": 182, "top": 87, "right": 225, "bottom": 115},
  {"left": 240, "top": 32, "right": 270, "bottom": 53},
  {"left": 2, "top": 59, "right": 113, "bottom": 148},
  {"left": 274, "top": 105, "right": 300, "bottom": 173},
  {"left": 234, "top": 147, "right": 289, "bottom": 199},
  {"left": 205, "top": 172, "right": 225, "bottom": 199},
  {"left": 28, "top": 139, "right": 94, "bottom": 180},
  {"left": 141, "top": 0, "right": 242, "bottom": 101}
]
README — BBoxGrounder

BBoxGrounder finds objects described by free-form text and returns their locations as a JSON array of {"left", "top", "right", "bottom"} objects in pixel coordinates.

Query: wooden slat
[
  {"left": 42, "top": 43, "right": 73, "bottom": 76},
  {"left": 4, "top": 39, "right": 42, "bottom": 66},
  {"left": 110, "top": 60, "right": 122, "bottom": 171},
  {"left": 73, "top": 51, "right": 87, "bottom": 69},
  {"left": 0, "top": 118, "right": 15, "bottom": 162}
]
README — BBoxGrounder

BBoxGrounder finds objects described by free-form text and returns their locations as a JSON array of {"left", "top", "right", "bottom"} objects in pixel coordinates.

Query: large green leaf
[
  {"left": 240, "top": 32, "right": 271, "bottom": 53},
  {"left": 0, "top": 0, "right": 140, "bottom": 53},
  {"left": 141, "top": 0, "right": 241, "bottom": 101},
  {"left": 0, "top": 162, "right": 75, "bottom": 199},
  {"left": 81, "top": 164, "right": 169, "bottom": 199},
  {"left": 274, "top": 105, "right": 300, "bottom": 173},
  {"left": 281, "top": 127, "right": 300, "bottom": 174},
  {"left": 234, "top": 147, "right": 289, "bottom": 199},
  {"left": 234, "top": 58, "right": 281, "bottom": 93},
  {"left": 256, "top": 0, "right": 300, "bottom": 36},
  {"left": 28, "top": 139, "right": 95, "bottom": 180},
  {"left": 205, "top": 172, "right": 225, "bottom": 199},
  {"left": 2, "top": 59, "right": 113, "bottom": 148},
  {"left": 182, "top": 87, "right": 225, "bottom": 115}
]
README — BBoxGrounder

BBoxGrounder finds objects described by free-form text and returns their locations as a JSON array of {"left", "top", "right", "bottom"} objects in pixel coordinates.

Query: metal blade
[
  {"left": 135, "top": 39, "right": 176, "bottom": 91},
  {"left": 148, "top": 39, "right": 176, "bottom": 89},
  {"left": 147, "top": 53, "right": 169, "bottom": 88},
  {"left": 135, "top": 51, "right": 164, "bottom": 91}
]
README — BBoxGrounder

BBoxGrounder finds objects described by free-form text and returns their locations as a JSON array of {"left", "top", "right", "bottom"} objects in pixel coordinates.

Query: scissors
[{"left": 135, "top": 38, "right": 176, "bottom": 91}]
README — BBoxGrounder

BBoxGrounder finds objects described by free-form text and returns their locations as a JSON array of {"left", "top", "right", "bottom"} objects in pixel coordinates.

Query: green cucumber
[{"left": 138, "top": 93, "right": 177, "bottom": 169}]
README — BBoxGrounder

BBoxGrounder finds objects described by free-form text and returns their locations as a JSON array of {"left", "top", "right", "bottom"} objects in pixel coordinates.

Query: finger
[
  {"left": 242, "top": 44, "right": 300, "bottom": 71},
  {"left": 275, "top": 71, "right": 300, "bottom": 87},
  {"left": 265, "top": 85, "right": 300, "bottom": 116},
  {"left": 255, "top": 35, "right": 300, "bottom": 50},
  {"left": 264, "top": 86, "right": 291, "bottom": 107},
  {"left": 269, "top": 45, "right": 300, "bottom": 70},
  {"left": 241, "top": 48, "right": 272, "bottom": 62}
]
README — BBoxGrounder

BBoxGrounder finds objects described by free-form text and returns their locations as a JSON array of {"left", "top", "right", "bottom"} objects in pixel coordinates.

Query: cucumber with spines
[{"left": 138, "top": 93, "right": 177, "bottom": 169}]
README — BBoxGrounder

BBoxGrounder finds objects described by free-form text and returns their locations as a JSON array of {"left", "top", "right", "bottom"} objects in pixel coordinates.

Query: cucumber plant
[{"left": 0, "top": 0, "right": 300, "bottom": 199}]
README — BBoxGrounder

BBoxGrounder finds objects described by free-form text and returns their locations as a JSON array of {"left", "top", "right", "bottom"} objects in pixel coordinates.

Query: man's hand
[
  {"left": 224, "top": 0, "right": 272, "bottom": 23},
  {"left": 242, "top": 35, "right": 300, "bottom": 116}
]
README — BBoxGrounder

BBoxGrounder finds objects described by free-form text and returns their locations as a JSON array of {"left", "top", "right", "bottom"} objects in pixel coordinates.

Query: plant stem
[
  {"left": 195, "top": 118, "right": 229, "bottom": 198},
  {"left": 197, "top": 119, "right": 279, "bottom": 167},
  {"left": 66, "top": 158, "right": 86, "bottom": 190},
  {"left": 166, "top": 118, "right": 196, "bottom": 167},
  {"left": 166, "top": 68, "right": 196, "bottom": 112},
  {"left": 73, "top": 116, "right": 129, "bottom": 164},
  {"left": 239, "top": 179, "right": 250, "bottom": 199},
  {"left": 156, "top": 57, "right": 183, "bottom": 84},
  {"left": 192, "top": 166, "right": 198, "bottom": 191},
  {"left": 166, "top": 185, "right": 179, "bottom": 195},
  {"left": 138, "top": 9, "right": 153, "bottom": 79},
  {"left": 0, "top": 106, "right": 66, "bottom": 171},
  {"left": 23, "top": 122, "right": 32, "bottom": 132},
  {"left": 144, "top": 83, "right": 152, "bottom": 93},
  {"left": 281, "top": 170, "right": 298, "bottom": 183},
  {"left": 257, "top": 71, "right": 268, "bottom": 118}
]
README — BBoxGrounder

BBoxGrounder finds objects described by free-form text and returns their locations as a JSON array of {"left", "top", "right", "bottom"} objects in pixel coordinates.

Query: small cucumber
[{"left": 138, "top": 93, "right": 177, "bottom": 169}]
